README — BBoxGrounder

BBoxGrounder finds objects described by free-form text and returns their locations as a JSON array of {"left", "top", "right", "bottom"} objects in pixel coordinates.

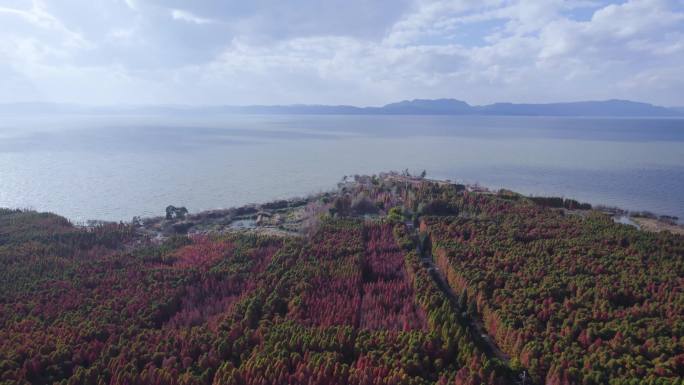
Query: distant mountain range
[{"left": 1, "top": 99, "right": 681, "bottom": 117}]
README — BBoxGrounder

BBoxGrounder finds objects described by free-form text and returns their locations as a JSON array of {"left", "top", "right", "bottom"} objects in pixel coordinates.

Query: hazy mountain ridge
[{"left": 1, "top": 99, "right": 681, "bottom": 117}]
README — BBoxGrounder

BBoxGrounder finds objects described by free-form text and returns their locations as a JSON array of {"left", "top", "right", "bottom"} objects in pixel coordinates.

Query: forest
[{"left": 1, "top": 174, "right": 682, "bottom": 385}]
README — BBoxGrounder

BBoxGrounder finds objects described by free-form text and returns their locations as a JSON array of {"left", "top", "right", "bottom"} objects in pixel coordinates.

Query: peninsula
[{"left": 1, "top": 173, "right": 683, "bottom": 384}]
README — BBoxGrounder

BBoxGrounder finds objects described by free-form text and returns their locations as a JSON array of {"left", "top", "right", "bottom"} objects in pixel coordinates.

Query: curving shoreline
[
  {"left": 5, "top": 173, "right": 683, "bottom": 237},
  {"left": 125, "top": 173, "right": 684, "bottom": 239}
]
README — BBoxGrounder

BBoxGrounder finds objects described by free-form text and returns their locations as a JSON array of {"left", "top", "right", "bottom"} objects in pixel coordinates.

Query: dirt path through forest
[{"left": 414, "top": 227, "right": 531, "bottom": 384}]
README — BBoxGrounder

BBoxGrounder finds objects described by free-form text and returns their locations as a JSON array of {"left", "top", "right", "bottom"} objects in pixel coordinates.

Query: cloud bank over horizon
[{"left": 1, "top": 0, "right": 683, "bottom": 106}]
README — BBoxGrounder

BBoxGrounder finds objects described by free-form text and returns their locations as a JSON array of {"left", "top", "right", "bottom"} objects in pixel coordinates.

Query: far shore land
[{"left": 55, "top": 172, "right": 683, "bottom": 240}]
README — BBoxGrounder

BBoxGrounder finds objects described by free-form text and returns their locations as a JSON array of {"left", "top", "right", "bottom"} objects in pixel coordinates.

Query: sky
[{"left": 0, "top": 0, "right": 683, "bottom": 106}]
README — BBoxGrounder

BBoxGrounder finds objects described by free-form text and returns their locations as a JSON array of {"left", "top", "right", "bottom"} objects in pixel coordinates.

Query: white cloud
[
  {"left": 0, "top": 0, "right": 90, "bottom": 48},
  {"left": 170, "top": 9, "right": 215, "bottom": 25},
  {"left": 384, "top": 0, "right": 499, "bottom": 46},
  {"left": 107, "top": 27, "right": 136, "bottom": 41},
  {"left": 0, "top": 0, "right": 683, "bottom": 105},
  {"left": 123, "top": 0, "right": 138, "bottom": 11}
]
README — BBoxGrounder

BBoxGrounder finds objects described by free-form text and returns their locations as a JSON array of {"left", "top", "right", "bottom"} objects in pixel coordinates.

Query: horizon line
[{"left": 0, "top": 97, "right": 681, "bottom": 109}]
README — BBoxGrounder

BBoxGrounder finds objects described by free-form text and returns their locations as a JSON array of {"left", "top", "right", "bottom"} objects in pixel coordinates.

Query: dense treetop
[{"left": 1, "top": 175, "right": 682, "bottom": 385}]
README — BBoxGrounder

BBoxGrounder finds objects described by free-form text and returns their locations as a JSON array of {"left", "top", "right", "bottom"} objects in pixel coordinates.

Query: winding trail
[
  {"left": 418, "top": 242, "right": 510, "bottom": 362},
  {"left": 413, "top": 226, "right": 530, "bottom": 385}
]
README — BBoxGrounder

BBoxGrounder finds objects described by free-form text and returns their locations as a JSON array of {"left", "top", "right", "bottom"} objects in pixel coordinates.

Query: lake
[{"left": 1, "top": 114, "right": 683, "bottom": 223}]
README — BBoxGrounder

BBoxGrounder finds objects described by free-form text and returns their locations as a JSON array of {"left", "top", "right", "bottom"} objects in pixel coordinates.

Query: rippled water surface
[{"left": 1, "top": 114, "right": 683, "bottom": 222}]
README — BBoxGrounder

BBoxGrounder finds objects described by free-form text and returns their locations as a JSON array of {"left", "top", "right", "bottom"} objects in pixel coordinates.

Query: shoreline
[
  {"left": 3, "top": 173, "right": 683, "bottom": 237},
  {"left": 106, "top": 173, "right": 684, "bottom": 238},
  {"left": 631, "top": 217, "right": 684, "bottom": 235}
]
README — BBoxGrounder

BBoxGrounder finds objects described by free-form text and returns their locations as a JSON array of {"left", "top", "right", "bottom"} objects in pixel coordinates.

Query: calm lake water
[{"left": 1, "top": 114, "right": 683, "bottom": 223}]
